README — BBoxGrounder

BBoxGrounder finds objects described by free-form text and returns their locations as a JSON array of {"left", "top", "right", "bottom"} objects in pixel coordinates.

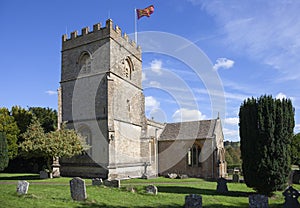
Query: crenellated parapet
[{"left": 62, "top": 19, "right": 140, "bottom": 52}]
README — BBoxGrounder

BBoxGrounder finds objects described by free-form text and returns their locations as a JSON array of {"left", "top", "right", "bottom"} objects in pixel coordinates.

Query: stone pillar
[{"left": 52, "top": 157, "right": 60, "bottom": 177}]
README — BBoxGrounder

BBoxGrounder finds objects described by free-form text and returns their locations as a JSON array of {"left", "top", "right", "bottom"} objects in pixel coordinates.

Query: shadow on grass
[
  {"left": 0, "top": 174, "right": 40, "bottom": 180},
  {"left": 78, "top": 201, "right": 250, "bottom": 208},
  {"left": 157, "top": 186, "right": 251, "bottom": 197},
  {"left": 78, "top": 202, "right": 182, "bottom": 208}
]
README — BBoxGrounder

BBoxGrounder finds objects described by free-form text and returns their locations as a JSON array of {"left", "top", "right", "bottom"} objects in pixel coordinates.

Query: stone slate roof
[{"left": 158, "top": 119, "right": 217, "bottom": 141}]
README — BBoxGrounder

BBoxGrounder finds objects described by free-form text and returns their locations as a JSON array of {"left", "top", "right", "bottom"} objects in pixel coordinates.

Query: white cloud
[
  {"left": 172, "top": 108, "right": 206, "bottom": 122},
  {"left": 142, "top": 72, "right": 147, "bottom": 81},
  {"left": 150, "top": 59, "right": 162, "bottom": 75},
  {"left": 276, "top": 92, "right": 287, "bottom": 100},
  {"left": 213, "top": 58, "right": 235, "bottom": 71},
  {"left": 145, "top": 96, "right": 160, "bottom": 112},
  {"left": 295, "top": 124, "right": 300, "bottom": 133},
  {"left": 224, "top": 117, "right": 239, "bottom": 126},
  {"left": 149, "top": 81, "right": 161, "bottom": 88},
  {"left": 45, "top": 90, "right": 57, "bottom": 95},
  {"left": 223, "top": 127, "right": 239, "bottom": 141},
  {"left": 201, "top": 1, "right": 300, "bottom": 80}
]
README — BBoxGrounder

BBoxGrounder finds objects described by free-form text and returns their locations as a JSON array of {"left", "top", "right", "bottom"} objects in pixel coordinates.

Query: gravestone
[
  {"left": 180, "top": 174, "right": 189, "bottom": 179},
  {"left": 92, "top": 178, "right": 103, "bottom": 186},
  {"left": 283, "top": 186, "right": 300, "bottom": 208},
  {"left": 216, "top": 177, "right": 228, "bottom": 194},
  {"left": 146, "top": 185, "right": 158, "bottom": 195},
  {"left": 16, "top": 180, "right": 29, "bottom": 195},
  {"left": 70, "top": 177, "right": 87, "bottom": 201},
  {"left": 39, "top": 170, "right": 49, "bottom": 179},
  {"left": 103, "top": 179, "right": 120, "bottom": 188},
  {"left": 249, "top": 194, "right": 268, "bottom": 208},
  {"left": 184, "top": 194, "right": 202, "bottom": 208},
  {"left": 232, "top": 174, "right": 239, "bottom": 183},
  {"left": 168, "top": 173, "right": 178, "bottom": 179}
]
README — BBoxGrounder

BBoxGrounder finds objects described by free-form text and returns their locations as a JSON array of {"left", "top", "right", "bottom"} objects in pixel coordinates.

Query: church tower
[{"left": 59, "top": 19, "right": 149, "bottom": 179}]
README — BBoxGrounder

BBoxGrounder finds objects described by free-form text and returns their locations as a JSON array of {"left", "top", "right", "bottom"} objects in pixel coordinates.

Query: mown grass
[{"left": 0, "top": 173, "right": 299, "bottom": 207}]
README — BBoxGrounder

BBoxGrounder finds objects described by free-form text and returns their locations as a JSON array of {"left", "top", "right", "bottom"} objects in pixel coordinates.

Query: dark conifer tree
[{"left": 239, "top": 95, "right": 294, "bottom": 194}]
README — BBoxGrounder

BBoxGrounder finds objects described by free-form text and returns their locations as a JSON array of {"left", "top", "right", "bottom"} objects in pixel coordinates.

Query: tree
[
  {"left": 239, "top": 95, "right": 294, "bottom": 195},
  {"left": 0, "top": 108, "right": 20, "bottom": 159},
  {"left": 291, "top": 133, "right": 300, "bottom": 168},
  {"left": 0, "top": 132, "right": 9, "bottom": 171},
  {"left": 11, "top": 106, "right": 33, "bottom": 135},
  {"left": 20, "top": 119, "right": 87, "bottom": 172},
  {"left": 29, "top": 107, "right": 57, "bottom": 133}
]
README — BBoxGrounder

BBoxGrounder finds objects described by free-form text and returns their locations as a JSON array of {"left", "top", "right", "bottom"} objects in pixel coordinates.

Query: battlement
[{"left": 62, "top": 19, "right": 140, "bottom": 51}]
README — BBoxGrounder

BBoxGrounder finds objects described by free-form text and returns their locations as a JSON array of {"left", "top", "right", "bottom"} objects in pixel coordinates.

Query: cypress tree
[
  {"left": 239, "top": 95, "right": 294, "bottom": 194},
  {"left": 0, "top": 132, "right": 9, "bottom": 171}
]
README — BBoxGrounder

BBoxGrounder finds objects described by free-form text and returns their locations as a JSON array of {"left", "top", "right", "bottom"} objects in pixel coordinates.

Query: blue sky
[{"left": 1, "top": 0, "right": 300, "bottom": 141}]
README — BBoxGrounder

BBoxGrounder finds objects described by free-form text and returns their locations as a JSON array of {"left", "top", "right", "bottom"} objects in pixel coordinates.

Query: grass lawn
[{"left": 0, "top": 173, "right": 299, "bottom": 207}]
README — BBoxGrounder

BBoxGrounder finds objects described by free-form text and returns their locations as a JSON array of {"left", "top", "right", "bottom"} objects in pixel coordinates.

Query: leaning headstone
[
  {"left": 92, "top": 178, "right": 103, "bottom": 186},
  {"left": 103, "top": 179, "right": 120, "bottom": 188},
  {"left": 232, "top": 174, "right": 239, "bottom": 183},
  {"left": 16, "top": 180, "right": 29, "bottom": 195},
  {"left": 70, "top": 177, "right": 87, "bottom": 201},
  {"left": 216, "top": 177, "right": 228, "bottom": 194},
  {"left": 184, "top": 194, "right": 202, "bottom": 208},
  {"left": 168, "top": 173, "right": 178, "bottom": 179},
  {"left": 146, "top": 185, "right": 158, "bottom": 195},
  {"left": 249, "top": 194, "right": 268, "bottom": 208},
  {"left": 283, "top": 186, "right": 300, "bottom": 208}
]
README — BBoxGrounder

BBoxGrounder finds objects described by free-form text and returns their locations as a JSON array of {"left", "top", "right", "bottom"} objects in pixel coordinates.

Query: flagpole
[{"left": 134, "top": 8, "right": 138, "bottom": 44}]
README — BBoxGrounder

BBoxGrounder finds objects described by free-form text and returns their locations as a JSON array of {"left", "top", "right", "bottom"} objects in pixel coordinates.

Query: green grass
[{"left": 0, "top": 173, "right": 299, "bottom": 207}]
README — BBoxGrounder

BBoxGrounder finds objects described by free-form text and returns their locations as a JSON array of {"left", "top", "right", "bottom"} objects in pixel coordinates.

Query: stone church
[{"left": 58, "top": 19, "right": 226, "bottom": 179}]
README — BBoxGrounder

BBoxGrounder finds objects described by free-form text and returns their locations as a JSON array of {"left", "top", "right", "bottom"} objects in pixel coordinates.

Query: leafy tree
[
  {"left": 224, "top": 142, "right": 242, "bottom": 169},
  {"left": 0, "top": 108, "right": 20, "bottom": 159},
  {"left": 0, "top": 132, "right": 9, "bottom": 171},
  {"left": 291, "top": 133, "right": 300, "bottom": 168},
  {"left": 239, "top": 95, "right": 294, "bottom": 195},
  {"left": 11, "top": 106, "right": 33, "bottom": 135},
  {"left": 20, "top": 119, "right": 87, "bottom": 172},
  {"left": 29, "top": 107, "right": 57, "bottom": 133}
]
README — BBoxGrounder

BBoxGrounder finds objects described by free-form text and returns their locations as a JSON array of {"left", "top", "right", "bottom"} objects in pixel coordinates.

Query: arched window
[
  {"left": 187, "top": 144, "right": 201, "bottom": 167},
  {"left": 79, "top": 52, "right": 91, "bottom": 74},
  {"left": 122, "top": 57, "right": 133, "bottom": 79}
]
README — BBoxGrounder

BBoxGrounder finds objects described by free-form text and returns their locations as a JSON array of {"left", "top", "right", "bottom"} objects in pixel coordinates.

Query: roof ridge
[{"left": 166, "top": 118, "right": 217, "bottom": 125}]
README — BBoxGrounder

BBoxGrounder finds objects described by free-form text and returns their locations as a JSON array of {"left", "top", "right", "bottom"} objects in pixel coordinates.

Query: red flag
[{"left": 136, "top": 5, "right": 154, "bottom": 19}]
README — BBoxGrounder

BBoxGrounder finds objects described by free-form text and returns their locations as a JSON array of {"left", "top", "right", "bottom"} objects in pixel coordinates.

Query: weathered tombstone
[
  {"left": 249, "top": 194, "right": 268, "bottom": 208},
  {"left": 168, "top": 173, "right": 178, "bottom": 179},
  {"left": 180, "top": 174, "right": 189, "bottom": 179},
  {"left": 92, "top": 178, "right": 103, "bottom": 186},
  {"left": 39, "top": 170, "right": 49, "bottom": 179},
  {"left": 184, "top": 194, "right": 202, "bottom": 208},
  {"left": 146, "top": 185, "right": 158, "bottom": 195},
  {"left": 283, "top": 186, "right": 300, "bottom": 208},
  {"left": 16, "top": 180, "right": 29, "bottom": 195},
  {"left": 70, "top": 177, "right": 87, "bottom": 201},
  {"left": 216, "top": 177, "right": 228, "bottom": 194},
  {"left": 103, "top": 179, "right": 120, "bottom": 188},
  {"left": 232, "top": 174, "right": 239, "bottom": 183}
]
